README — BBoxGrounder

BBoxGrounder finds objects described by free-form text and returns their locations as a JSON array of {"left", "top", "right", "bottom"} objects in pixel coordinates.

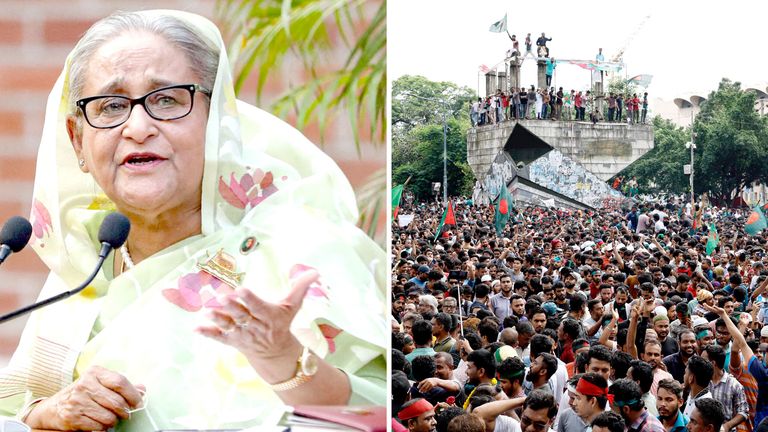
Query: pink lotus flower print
[
  {"left": 219, "top": 169, "right": 278, "bottom": 209},
  {"left": 290, "top": 263, "right": 329, "bottom": 300},
  {"left": 31, "top": 199, "right": 52, "bottom": 244},
  {"left": 162, "top": 270, "right": 235, "bottom": 312}
]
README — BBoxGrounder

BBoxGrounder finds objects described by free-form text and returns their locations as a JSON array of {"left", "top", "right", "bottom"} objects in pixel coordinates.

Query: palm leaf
[{"left": 215, "top": 0, "right": 387, "bottom": 244}]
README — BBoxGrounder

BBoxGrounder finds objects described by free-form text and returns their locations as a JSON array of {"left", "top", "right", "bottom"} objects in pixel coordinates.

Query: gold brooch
[{"left": 197, "top": 249, "right": 245, "bottom": 288}]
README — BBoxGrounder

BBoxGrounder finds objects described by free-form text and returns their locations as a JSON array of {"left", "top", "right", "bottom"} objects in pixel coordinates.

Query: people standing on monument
[
  {"left": 546, "top": 57, "right": 556, "bottom": 86},
  {"left": 556, "top": 87, "right": 564, "bottom": 120},
  {"left": 549, "top": 87, "right": 556, "bottom": 120},
  {"left": 626, "top": 94, "right": 634, "bottom": 124},
  {"left": 537, "top": 88, "right": 546, "bottom": 120},
  {"left": 508, "top": 34, "right": 521, "bottom": 58},
  {"left": 596, "top": 48, "right": 604, "bottom": 63},
  {"left": 616, "top": 94, "right": 624, "bottom": 123},
  {"left": 525, "top": 33, "right": 533, "bottom": 57},
  {"left": 496, "top": 90, "right": 506, "bottom": 123},
  {"left": 470, "top": 98, "right": 480, "bottom": 127},
  {"left": 607, "top": 93, "right": 617, "bottom": 122},
  {"left": 512, "top": 87, "right": 522, "bottom": 120},
  {"left": 487, "top": 96, "right": 496, "bottom": 125},
  {"left": 574, "top": 91, "right": 583, "bottom": 121},
  {"left": 537, "top": 32, "right": 552, "bottom": 57},
  {"left": 632, "top": 94, "right": 640, "bottom": 124},
  {"left": 520, "top": 87, "right": 529, "bottom": 119},
  {"left": 641, "top": 92, "right": 649, "bottom": 124},
  {"left": 528, "top": 86, "right": 537, "bottom": 119},
  {"left": 479, "top": 97, "right": 487, "bottom": 125}
]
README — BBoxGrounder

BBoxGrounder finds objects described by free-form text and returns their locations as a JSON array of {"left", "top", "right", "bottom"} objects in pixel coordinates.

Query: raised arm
[
  {"left": 472, "top": 395, "right": 527, "bottom": 424},
  {"left": 626, "top": 303, "right": 641, "bottom": 358},
  {"left": 704, "top": 304, "right": 753, "bottom": 367},
  {"left": 599, "top": 310, "right": 619, "bottom": 348}
]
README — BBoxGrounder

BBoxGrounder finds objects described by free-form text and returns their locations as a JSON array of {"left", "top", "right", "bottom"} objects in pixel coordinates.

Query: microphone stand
[{"left": 0, "top": 245, "right": 110, "bottom": 325}]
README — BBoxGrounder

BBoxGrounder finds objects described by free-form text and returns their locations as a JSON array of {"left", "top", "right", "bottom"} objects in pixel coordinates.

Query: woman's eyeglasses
[{"left": 76, "top": 84, "right": 211, "bottom": 129}]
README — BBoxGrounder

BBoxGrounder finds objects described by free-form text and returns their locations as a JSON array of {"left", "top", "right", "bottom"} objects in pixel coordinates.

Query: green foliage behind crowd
[
  {"left": 615, "top": 79, "right": 768, "bottom": 204},
  {"left": 392, "top": 75, "right": 476, "bottom": 200}
]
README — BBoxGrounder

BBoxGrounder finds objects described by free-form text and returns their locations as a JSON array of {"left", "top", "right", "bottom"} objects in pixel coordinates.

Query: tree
[
  {"left": 614, "top": 116, "right": 689, "bottom": 194},
  {"left": 692, "top": 79, "right": 768, "bottom": 204},
  {"left": 392, "top": 75, "right": 474, "bottom": 150},
  {"left": 391, "top": 76, "right": 476, "bottom": 200},
  {"left": 392, "top": 118, "right": 475, "bottom": 201},
  {"left": 607, "top": 77, "right": 637, "bottom": 98},
  {"left": 616, "top": 79, "right": 768, "bottom": 204}
]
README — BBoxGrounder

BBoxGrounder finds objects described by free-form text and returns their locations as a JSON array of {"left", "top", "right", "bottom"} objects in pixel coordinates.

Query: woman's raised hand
[{"left": 197, "top": 269, "right": 319, "bottom": 384}]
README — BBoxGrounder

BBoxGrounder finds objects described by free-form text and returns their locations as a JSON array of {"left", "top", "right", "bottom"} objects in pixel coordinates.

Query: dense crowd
[
  {"left": 391, "top": 197, "right": 768, "bottom": 432},
  {"left": 471, "top": 89, "right": 649, "bottom": 127}
]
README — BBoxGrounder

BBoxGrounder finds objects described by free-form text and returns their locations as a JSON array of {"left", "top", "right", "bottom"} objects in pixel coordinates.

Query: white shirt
[
  {"left": 683, "top": 389, "right": 712, "bottom": 418},
  {"left": 495, "top": 415, "right": 523, "bottom": 432}
]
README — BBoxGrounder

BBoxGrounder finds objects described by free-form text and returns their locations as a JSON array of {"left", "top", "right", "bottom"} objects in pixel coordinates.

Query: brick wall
[{"left": 0, "top": 0, "right": 384, "bottom": 365}]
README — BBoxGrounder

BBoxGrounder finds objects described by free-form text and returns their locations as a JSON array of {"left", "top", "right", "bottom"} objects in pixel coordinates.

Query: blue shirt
[
  {"left": 546, "top": 59, "right": 555, "bottom": 75},
  {"left": 659, "top": 411, "right": 688, "bottom": 432}
]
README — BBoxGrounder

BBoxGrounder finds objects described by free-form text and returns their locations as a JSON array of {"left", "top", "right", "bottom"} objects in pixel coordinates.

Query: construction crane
[{"left": 610, "top": 15, "right": 651, "bottom": 63}]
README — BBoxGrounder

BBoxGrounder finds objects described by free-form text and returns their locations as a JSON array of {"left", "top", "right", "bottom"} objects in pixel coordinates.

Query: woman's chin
[{"left": 115, "top": 190, "right": 179, "bottom": 216}]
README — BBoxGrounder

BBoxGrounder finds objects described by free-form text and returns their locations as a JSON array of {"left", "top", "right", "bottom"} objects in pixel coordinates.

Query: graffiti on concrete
[
  {"left": 528, "top": 150, "right": 623, "bottom": 208},
  {"left": 481, "top": 152, "right": 516, "bottom": 201}
]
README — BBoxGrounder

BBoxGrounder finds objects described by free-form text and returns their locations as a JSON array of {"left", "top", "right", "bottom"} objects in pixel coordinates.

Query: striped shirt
[{"left": 709, "top": 372, "right": 749, "bottom": 431}]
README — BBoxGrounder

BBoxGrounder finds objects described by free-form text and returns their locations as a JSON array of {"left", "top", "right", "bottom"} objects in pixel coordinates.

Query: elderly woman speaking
[{"left": 0, "top": 10, "right": 386, "bottom": 431}]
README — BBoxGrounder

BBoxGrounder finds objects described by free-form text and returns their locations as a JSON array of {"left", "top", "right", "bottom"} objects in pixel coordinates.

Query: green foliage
[
  {"left": 216, "top": 0, "right": 387, "bottom": 243},
  {"left": 392, "top": 118, "right": 475, "bottom": 200},
  {"left": 217, "top": 0, "right": 386, "bottom": 149},
  {"left": 615, "top": 115, "right": 690, "bottom": 194},
  {"left": 607, "top": 77, "right": 637, "bottom": 97},
  {"left": 692, "top": 79, "right": 768, "bottom": 203},
  {"left": 617, "top": 79, "right": 768, "bottom": 203},
  {"left": 392, "top": 76, "right": 477, "bottom": 200}
]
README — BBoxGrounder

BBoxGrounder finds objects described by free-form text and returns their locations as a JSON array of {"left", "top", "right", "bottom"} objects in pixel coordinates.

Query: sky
[{"left": 388, "top": 1, "right": 768, "bottom": 100}]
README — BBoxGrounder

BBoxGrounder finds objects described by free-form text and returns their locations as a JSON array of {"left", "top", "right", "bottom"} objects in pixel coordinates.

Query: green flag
[
  {"left": 434, "top": 201, "right": 456, "bottom": 242},
  {"left": 494, "top": 186, "right": 513, "bottom": 236},
  {"left": 391, "top": 184, "right": 403, "bottom": 220},
  {"left": 706, "top": 223, "right": 719, "bottom": 256},
  {"left": 745, "top": 205, "right": 768, "bottom": 236},
  {"left": 489, "top": 13, "right": 507, "bottom": 33}
]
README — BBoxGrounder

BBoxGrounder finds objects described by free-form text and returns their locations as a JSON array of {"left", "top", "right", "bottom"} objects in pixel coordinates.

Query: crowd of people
[
  {"left": 391, "top": 196, "right": 768, "bottom": 432},
  {"left": 471, "top": 89, "right": 650, "bottom": 127}
]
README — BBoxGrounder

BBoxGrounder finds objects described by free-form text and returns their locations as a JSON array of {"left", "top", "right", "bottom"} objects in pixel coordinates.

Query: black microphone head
[
  {"left": 98, "top": 212, "right": 130, "bottom": 249},
  {"left": 0, "top": 216, "right": 32, "bottom": 253}
]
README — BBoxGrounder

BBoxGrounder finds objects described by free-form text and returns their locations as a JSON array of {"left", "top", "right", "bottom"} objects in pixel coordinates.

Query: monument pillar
[
  {"left": 537, "top": 60, "right": 547, "bottom": 90},
  {"left": 508, "top": 58, "right": 521, "bottom": 91}
]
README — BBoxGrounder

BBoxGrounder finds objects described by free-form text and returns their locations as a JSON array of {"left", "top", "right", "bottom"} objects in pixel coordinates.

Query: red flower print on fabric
[
  {"left": 218, "top": 169, "right": 278, "bottom": 209},
  {"left": 162, "top": 271, "right": 235, "bottom": 312},
  {"left": 317, "top": 323, "right": 343, "bottom": 354}
]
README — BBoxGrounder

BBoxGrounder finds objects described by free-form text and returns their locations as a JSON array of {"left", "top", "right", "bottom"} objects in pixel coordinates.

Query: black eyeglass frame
[{"left": 75, "top": 83, "right": 212, "bottom": 129}]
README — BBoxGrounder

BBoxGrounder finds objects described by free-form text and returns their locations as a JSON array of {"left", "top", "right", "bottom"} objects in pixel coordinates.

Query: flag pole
[{"left": 457, "top": 283, "right": 464, "bottom": 338}]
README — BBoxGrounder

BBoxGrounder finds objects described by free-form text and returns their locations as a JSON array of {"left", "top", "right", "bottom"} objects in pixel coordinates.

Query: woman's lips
[{"left": 121, "top": 153, "right": 167, "bottom": 171}]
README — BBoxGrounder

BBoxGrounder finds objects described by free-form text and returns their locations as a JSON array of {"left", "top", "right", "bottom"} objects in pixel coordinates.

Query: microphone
[
  {"left": 0, "top": 216, "right": 33, "bottom": 265},
  {"left": 0, "top": 212, "right": 130, "bottom": 324}
]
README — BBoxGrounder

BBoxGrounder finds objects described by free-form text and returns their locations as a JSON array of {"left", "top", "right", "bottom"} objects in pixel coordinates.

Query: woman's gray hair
[{"left": 67, "top": 11, "right": 220, "bottom": 116}]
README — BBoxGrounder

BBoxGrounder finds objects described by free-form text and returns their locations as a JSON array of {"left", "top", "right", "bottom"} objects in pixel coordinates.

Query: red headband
[
  {"left": 398, "top": 398, "right": 434, "bottom": 420},
  {"left": 576, "top": 378, "right": 614, "bottom": 404}
]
